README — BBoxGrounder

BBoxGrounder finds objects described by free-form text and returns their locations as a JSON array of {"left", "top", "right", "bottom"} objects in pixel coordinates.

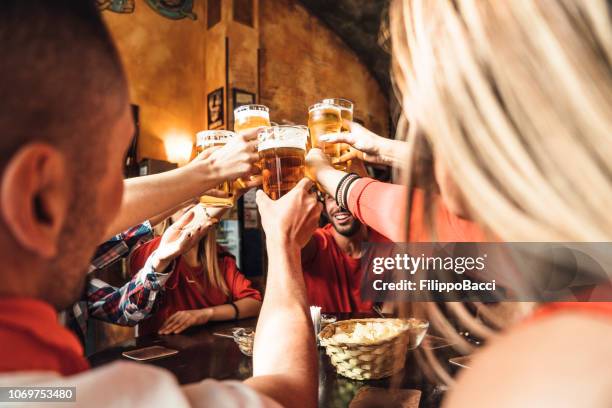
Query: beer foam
[
  {"left": 258, "top": 138, "right": 306, "bottom": 152},
  {"left": 235, "top": 108, "right": 269, "bottom": 121}
]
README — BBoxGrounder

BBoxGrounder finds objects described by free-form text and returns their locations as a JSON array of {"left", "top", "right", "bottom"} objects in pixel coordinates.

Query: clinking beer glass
[
  {"left": 234, "top": 104, "right": 271, "bottom": 134},
  {"left": 196, "top": 130, "right": 237, "bottom": 208},
  {"left": 321, "top": 98, "right": 353, "bottom": 171},
  {"left": 307, "top": 102, "right": 347, "bottom": 171},
  {"left": 234, "top": 104, "right": 271, "bottom": 188},
  {"left": 258, "top": 126, "right": 308, "bottom": 200}
]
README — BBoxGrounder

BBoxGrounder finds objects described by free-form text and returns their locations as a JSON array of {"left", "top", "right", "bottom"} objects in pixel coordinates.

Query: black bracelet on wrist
[
  {"left": 335, "top": 172, "right": 358, "bottom": 208},
  {"left": 229, "top": 302, "right": 239, "bottom": 321},
  {"left": 341, "top": 175, "right": 361, "bottom": 209},
  {"left": 335, "top": 173, "right": 360, "bottom": 210}
]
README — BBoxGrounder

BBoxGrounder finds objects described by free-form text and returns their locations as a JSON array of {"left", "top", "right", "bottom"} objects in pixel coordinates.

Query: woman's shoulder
[{"left": 445, "top": 312, "right": 612, "bottom": 407}]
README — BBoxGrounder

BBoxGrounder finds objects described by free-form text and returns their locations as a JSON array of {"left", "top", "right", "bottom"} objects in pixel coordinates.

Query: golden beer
[
  {"left": 234, "top": 105, "right": 271, "bottom": 188},
  {"left": 308, "top": 103, "right": 343, "bottom": 164},
  {"left": 234, "top": 104, "right": 271, "bottom": 134},
  {"left": 196, "top": 130, "right": 236, "bottom": 208},
  {"left": 258, "top": 126, "right": 307, "bottom": 200},
  {"left": 321, "top": 98, "right": 354, "bottom": 171}
]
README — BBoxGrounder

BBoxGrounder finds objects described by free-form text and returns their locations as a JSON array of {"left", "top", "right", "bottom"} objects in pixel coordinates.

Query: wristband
[
  {"left": 335, "top": 173, "right": 360, "bottom": 210},
  {"left": 341, "top": 175, "right": 360, "bottom": 209},
  {"left": 335, "top": 172, "right": 358, "bottom": 208},
  {"left": 229, "top": 302, "right": 239, "bottom": 321}
]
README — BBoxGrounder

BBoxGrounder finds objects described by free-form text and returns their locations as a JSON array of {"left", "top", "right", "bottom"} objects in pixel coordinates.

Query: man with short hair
[
  {"left": 302, "top": 194, "right": 387, "bottom": 312},
  {"left": 0, "top": 2, "right": 319, "bottom": 407}
]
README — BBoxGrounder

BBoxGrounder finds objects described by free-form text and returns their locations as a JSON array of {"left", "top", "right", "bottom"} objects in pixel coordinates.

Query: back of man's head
[{"left": 0, "top": 0, "right": 131, "bottom": 309}]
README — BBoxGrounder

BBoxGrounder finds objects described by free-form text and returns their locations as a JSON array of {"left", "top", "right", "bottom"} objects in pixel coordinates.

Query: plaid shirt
[{"left": 70, "top": 222, "right": 175, "bottom": 338}]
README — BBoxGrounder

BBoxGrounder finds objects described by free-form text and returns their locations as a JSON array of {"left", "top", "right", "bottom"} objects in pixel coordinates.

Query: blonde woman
[
  {"left": 310, "top": 0, "right": 612, "bottom": 405},
  {"left": 129, "top": 203, "right": 262, "bottom": 336}
]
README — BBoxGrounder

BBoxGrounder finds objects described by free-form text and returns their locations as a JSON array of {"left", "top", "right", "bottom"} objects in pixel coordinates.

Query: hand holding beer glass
[
  {"left": 307, "top": 99, "right": 353, "bottom": 171},
  {"left": 234, "top": 104, "right": 271, "bottom": 188},
  {"left": 234, "top": 104, "right": 271, "bottom": 134},
  {"left": 196, "top": 130, "right": 243, "bottom": 208},
  {"left": 258, "top": 125, "right": 308, "bottom": 200}
]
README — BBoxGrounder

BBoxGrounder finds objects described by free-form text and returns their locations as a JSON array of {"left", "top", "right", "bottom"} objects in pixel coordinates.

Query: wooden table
[{"left": 89, "top": 313, "right": 452, "bottom": 407}]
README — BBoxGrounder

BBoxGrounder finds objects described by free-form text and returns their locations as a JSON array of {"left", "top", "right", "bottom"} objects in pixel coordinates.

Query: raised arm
[
  {"left": 244, "top": 178, "right": 321, "bottom": 408},
  {"left": 89, "top": 205, "right": 216, "bottom": 325},
  {"left": 319, "top": 121, "right": 411, "bottom": 168},
  {"left": 306, "top": 148, "right": 408, "bottom": 241},
  {"left": 105, "top": 128, "right": 260, "bottom": 239}
]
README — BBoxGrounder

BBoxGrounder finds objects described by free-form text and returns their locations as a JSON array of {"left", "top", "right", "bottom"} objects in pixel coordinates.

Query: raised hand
[
  {"left": 320, "top": 121, "right": 402, "bottom": 166},
  {"left": 150, "top": 205, "right": 217, "bottom": 272},
  {"left": 256, "top": 178, "right": 322, "bottom": 248},
  {"left": 206, "top": 127, "right": 262, "bottom": 181}
]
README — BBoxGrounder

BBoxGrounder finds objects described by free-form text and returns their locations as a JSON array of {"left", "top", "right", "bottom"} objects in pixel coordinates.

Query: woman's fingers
[
  {"left": 171, "top": 209, "right": 195, "bottom": 230},
  {"left": 160, "top": 316, "right": 185, "bottom": 335},
  {"left": 159, "top": 314, "right": 180, "bottom": 334},
  {"left": 193, "top": 146, "right": 221, "bottom": 161},
  {"left": 172, "top": 322, "right": 190, "bottom": 334},
  {"left": 204, "top": 188, "right": 231, "bottom": 198}
]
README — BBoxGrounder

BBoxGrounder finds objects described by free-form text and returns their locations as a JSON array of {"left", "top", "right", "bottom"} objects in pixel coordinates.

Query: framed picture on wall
[
  {"left": 207, "top": 87, "right": 224, "bottom": 129},
  {"left": 233, "top": 88, "right": 256, "bottom": 109}
]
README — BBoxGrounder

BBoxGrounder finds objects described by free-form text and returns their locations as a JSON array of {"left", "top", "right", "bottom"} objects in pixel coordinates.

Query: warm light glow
[{"left": 164, "top": 132, "right": 194, "bottom": 165}]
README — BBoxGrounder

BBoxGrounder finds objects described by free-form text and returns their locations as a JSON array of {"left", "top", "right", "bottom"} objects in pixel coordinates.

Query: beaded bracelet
[{"left": 335, "top": 172, "right": 360, "bottom": 210}]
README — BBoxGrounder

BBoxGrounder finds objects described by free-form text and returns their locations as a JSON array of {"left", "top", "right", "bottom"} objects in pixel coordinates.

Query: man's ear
[{"left": 1, "top": 143, "right": 69, "bottom": 258}]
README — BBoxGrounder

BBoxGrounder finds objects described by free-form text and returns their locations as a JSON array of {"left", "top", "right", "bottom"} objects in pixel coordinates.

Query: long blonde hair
[
  {"left": 389, "top": 0, "right": 612, "bottom": 384},
  {"left": 154, "top": 217, "right": 229, "bottom": 297},
  {"left": 392, "top": 0, "right": 612, "bottom": 242},
  {"left": 199, "top": 227, "right": 230, "bottom": 297}
]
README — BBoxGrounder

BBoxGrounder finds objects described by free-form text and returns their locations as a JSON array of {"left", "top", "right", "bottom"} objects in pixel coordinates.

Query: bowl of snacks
[
  {"left": 318, "top": 318, "right": 428, "bottom": 380},
  {"left": 232, "top": 328, "right": 255, "bottom": 356},
  {"left": 321, "top": 314, "right": 337, "bottom": 328}
]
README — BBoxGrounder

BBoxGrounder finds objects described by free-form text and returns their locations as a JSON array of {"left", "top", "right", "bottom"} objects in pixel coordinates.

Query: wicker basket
[{"left": 318, "top": 318, "right": 429, "bottom": 380}]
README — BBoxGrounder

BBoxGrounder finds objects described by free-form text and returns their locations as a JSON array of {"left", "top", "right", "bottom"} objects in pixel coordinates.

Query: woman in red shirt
[{"left": 130, "top": 204, "right": 262, "bottom": 335}]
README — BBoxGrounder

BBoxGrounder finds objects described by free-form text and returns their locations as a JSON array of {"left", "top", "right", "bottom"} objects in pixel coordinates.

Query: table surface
[{"left": 89, "top": 313, "right": 456, "bottom": 407}]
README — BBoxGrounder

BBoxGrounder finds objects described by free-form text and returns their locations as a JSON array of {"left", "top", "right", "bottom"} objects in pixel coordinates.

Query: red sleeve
[
  {"left": 222, "top": 255, "right": 262, "bottom": 302},
  {"left": 348, "top": 179, "right": 486, "bottom": 242},
  {"left": 347, "top": 178, "right": 409, "bottom": 242},
  {"left": 128, "top": 237, "right": 161, "bottom": 277}
]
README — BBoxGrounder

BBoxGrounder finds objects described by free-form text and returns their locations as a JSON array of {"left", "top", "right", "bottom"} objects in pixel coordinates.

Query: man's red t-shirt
[
  {"left": 0, "top": 298, "right": 89, "bottom": 375},
  {"left": 130, "top": 237, "right": 262, "bottom": 336},
  {"left": 301, "top": 224, "right": 388, "bottom": 313}
]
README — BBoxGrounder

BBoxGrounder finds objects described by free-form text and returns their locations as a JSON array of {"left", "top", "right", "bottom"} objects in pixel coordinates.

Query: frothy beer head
[
  {"left": 196, "top": 130, "right": 237, "bottom": 208},
  {"left": 196, "top": 129, "right": 236, "bottom": 152},
  {"left": 258, "top": 126, "right": 307, "bottom": 200},
  {"left": 322, "top": 98, "right": 353, "bottom": 131},
  {"left": 234, "top": 104, "right": 271, "bottom": 134}
]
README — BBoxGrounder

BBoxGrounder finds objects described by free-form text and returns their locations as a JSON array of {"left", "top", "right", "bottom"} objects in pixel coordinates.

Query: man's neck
[{"left": 331, "top": 225, "right": 368, "bottom": 259}]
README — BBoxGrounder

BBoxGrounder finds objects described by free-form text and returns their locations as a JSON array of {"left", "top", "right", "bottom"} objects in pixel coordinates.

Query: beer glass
[
  {"left": 307, "top": 102, "right": 344, "bottom": 168},
  {"left": 321, "top": 98, "right": 353, "bottom": 171},
  {"left": 234, "top": 104, "right": 271, "bottom": 134},
  {"left": 196, "top": 130, "right": 236, "bottom": 208},
  {"left": 234, "top": 104, "right": 271, "bottom": 188},
  {"left": 258, "top": 126, "right": 308, "bottom": 200}
]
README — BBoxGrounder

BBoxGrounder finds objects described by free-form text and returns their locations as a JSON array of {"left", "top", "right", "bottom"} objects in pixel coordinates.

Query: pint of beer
[
  {"left": 233, "top": 105, "right": 271, "bottom": 188},
  {"left": 308, "top": 102, "right": 343, "bottom": 166},
  {"left": 196, "top": 130, "right": 236, "bottom": 208},
  {"left": 321, "top": 98, "right": 353, "bottom": 171},
  {"left": 258, "top": 126, "right": 307, "bottom": 200},
  {"left": 234, "top": 104, "right": 271, "bottom": 134}
]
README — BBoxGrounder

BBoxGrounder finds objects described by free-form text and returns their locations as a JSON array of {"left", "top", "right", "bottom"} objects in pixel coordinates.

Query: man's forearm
[
  {"left": 105, "top": 161, "right": 224, "bottom": 238},
  {"left": 247, "top": 242, "right": 317, "bottom": 408}
]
